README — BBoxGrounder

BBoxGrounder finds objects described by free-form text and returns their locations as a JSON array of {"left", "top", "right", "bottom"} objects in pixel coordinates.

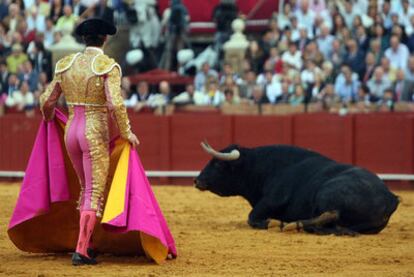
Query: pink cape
[{"left": 8, "top": 110, "right": 177, "bottom": 263}]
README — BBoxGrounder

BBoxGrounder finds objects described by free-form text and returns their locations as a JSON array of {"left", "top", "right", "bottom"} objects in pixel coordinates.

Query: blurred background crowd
[{"left": 1, "top": 0, "right": 414, "bottom": 116}]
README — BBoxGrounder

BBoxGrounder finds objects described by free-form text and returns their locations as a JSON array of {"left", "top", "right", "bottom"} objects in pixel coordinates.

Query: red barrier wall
[{"left": 1, "top": 113, "right": 414, "bottom": 177}]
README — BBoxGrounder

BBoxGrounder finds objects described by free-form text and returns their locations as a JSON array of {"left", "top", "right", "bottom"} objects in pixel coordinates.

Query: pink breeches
[{"left": 65, "top": 106, "right": 110, "bottom": 216}]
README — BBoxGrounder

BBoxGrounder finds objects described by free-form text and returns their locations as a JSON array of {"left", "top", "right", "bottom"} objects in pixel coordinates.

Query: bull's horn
[{"left": 200, "top": 141, "right": 240, "bottom": 161}]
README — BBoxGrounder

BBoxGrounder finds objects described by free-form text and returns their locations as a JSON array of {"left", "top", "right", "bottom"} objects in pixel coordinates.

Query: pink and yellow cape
[{"left": 7, "top": 110, "right": 177, "bottom": 264}]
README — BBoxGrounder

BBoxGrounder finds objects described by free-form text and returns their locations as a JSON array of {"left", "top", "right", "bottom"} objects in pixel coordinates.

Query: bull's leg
[
  {"left": 282, "top": 210, "right": 339, "bottom": 232},
  {"left": 248, "top": 200, "right": 279, "bottom": 229}
]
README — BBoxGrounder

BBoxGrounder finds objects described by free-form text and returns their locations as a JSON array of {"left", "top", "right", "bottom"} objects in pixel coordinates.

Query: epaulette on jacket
[
  {"left": 55, "top": 53, "right": 81, "bottom": 74},
  {"left": 91, "top": 54, "right": 121, "bottom": 76}
]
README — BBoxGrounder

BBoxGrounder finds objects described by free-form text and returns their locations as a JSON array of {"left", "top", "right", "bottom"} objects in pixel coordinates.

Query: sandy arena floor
[{"left": 0, "top": 183, "right": 413, "bottom": 276}]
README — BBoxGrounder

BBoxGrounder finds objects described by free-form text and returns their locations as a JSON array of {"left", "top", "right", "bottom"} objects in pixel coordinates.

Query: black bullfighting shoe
[
  {"left": 72, "top": 252, "right": 98, "bottom": 266},
  {"left": 87, "top": 248, "right": 98, "bottom": 259}
]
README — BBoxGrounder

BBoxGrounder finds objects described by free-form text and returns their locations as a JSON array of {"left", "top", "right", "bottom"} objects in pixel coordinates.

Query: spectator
[
  {"left": 319, "top": 83, "right": 339, "bottom": 111},
  {"left": 277, "top": 2, "right": 292, "bottom": 30},
  {"left": 276, "top": 81, "right": 291, "bottom": 103},
  {"left": 49, "top": 0, "right": 64, "bottom": 24},
  {"left": 266, "top": 47, "right": 284, "bottom": 74},
  {"left": 128, "top": 0, "right": 160, "bottom": 52},
  {"left": 393, "top": 69, "right": 413, "bottom": 102},
  {"left": 339, "top": 0, "right": 356, "bottom": 29},
  {"left": 372, "top": 24, "right": 390, "bottom": 53},
  {"left": 26, "top": 6, "right": 46, "bottom": 33},
  {"left": 361, "top": 52, "right": 377, "bottom": 83},
  {"left": 55, "top": 5, "right": 78, "bottom": 33},
  {"left": 206, "top": 79, "right": 225, "bottom": 106},
  {"left": 406, "top": 15, "right": 414, "bottom": 51},
  {"left": 250, "top": 85, "right": 269, "bottom": 104},
  {"left": 405, "top": 56, "right": 414, "bottom": 82},
  {"left": 194, "top": 62, "right": 218, "bottom": 92},
  {"left": 369, "top": 38, "right": 384, "bottom": 65},
  {"left": 294, "top": 0, "right": 315, "bottom": 35},
  {"left": 367, "top": 66, "right": 392, "bottom": 99},
  {"left": 316, "top": 24, "right": 334, "bottom": 59},
  {"left": 84, "top": 0, "right": 114, "bottom": 24},
  {"left": 399, "top": 0, "right": 413, "bottom": 27},
  {"left": 28, "top": 41, "right": 52, "bottom": 79},
  {"left": 381, "top": 57, "right": 397, "bottom": 82},
  {"left": 43, "top": 17, "right": 55, "bottom": 49},
  {"left": 121, "top": 76, "right": 138, "bottom": 108},
  {"left": 356, "top": 84, "right": 376, "bottom": 105},
  {"left": 17, "top": 20, "right": 36, "bottom": 48},
  {"left": 147, "top": 80, "right": 172, "bottom": 108},
  {"left": 355, "top": 25, "right": 370, "bottom": 54},
  {"left": 343, "top": 39, "right": 365, "bottom": 78},
  {"left": 136, "top": 81, "right": 151, "bottom": 102},
  {"left": 2, "top": 3, "right": 24, "bottom": 32},
  {"left": 309, "top": 73, "right": 325, "bottom": 100},
  {"left": 384, "top": 35, "right": 410, "bottom": 69},
  {"left": 303, "top": 40, "right": 324, "bottom": 66},
  {"left": 18, "top": 61, "right": 38, "bottom": 92},
  {"left": 33, "top": 71, "right": 48, "bottom": 104},
  {"left": 172, "top": 83, "right": 209, "bottom": 105},
  {"left": 281, "top": 41, "right": 302, "bottom": 70},
  {"left": 0, "top": 61, "right": 9, "bottom": 93},
  {"left": 381, "top": 0, "right": 393, "bottom": 30},
  {"left": 246, "top": 40, "right": 266, "bottom": 73},
  {"left": 238, "top": 70, "right": 257, "bottom": 99},
  {"left": 289, "top": 84, "right": 305, "bottom": 106},
  {"left": 328, "top": 39, "right": 345, "bottom": 72},
  {"left": 335, "top": 65, "right": 359, "bottom": 103},
  {"left": 300, "top": 59, "right": 321, "bottom": 87},
  {"left": 6, "top": 44, "right": 28, "bottom": 74},
  {"left": 263, "top": 70, "right": 282, "bottom": 104},
  {"left": 212, "top": 0, "right": 238, "bottom": 55},
  {"left": 223, "top": 88, "right": 238, "bottom": 105},
  {"left": 159, "top": 0, "right": 190, "bottom": 70},
  {"left": 5, "top": 80, "right": 34, "bottom": 112},
  {"left": 321, "top": 60, "right": 335, "bottom": 84},
  {"left": 378, "top": 88, "right": 395, "bottom": 111},
  {"left": 296, "top": 27, "right": 311, "bottom": 53},
  {"left": 219, "top": 63, "right": 238, "bottom": 85}
]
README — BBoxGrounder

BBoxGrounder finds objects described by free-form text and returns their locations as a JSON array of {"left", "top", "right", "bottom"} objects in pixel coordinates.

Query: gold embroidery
[
  {"left": 39, "top": 74, "right": 62, "bottom": 120},
  {"left": 61, "top": 53, "right": 107, "bottom": 106},
  {"left": 55, "top": 53, "right": 80, "bottom": 74},
  {"left": 106, "top": 67, "right": 132, "bottom": 139},
  {"left": 85, "top": 106, "right": 110, "bottom": 216},
  {"left": 92, "top": 54, "right": 118, "bottom": 75}
]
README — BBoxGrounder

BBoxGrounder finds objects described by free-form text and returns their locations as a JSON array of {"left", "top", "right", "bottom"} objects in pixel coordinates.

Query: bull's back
[{"left": 251, "top": 145, "right": 399, "bottom": 228}]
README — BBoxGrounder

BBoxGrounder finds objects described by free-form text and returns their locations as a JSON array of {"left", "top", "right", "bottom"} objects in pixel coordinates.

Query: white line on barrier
[{"left": 1, "top": 171, "right": 414, "bottom": 181}]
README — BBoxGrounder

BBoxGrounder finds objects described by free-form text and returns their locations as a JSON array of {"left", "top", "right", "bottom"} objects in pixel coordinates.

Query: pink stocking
[{"left": 75, "top": 211, "right": 97, "bottom": 258}]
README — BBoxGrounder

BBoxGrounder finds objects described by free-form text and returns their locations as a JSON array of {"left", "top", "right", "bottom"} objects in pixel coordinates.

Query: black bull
[{"left": 195, "top": 143, "right": 399, "bottom": 235}]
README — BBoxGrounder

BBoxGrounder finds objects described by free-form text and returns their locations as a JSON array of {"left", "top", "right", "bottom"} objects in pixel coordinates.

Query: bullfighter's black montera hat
[{"left": 75, "top": 18, "right": 117, "bottom": 37}]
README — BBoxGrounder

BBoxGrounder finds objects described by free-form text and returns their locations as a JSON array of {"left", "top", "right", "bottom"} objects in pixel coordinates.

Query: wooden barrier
[{"left": 1, "top": 113, "right": 414, "bottom": 178}]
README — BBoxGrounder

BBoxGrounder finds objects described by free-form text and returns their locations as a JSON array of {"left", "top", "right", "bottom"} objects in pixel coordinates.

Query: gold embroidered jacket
[{"left": 39, "top": 47, "right": 132, "bottom": 140}]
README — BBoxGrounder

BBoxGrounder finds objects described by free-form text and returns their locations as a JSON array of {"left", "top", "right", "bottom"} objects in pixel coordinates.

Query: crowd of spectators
[
  {"left": 1, "top": 0, "right": 414, "bottom": 116},
  {"left": 121, "top": 0, "right": 414, "bottom": 113}
]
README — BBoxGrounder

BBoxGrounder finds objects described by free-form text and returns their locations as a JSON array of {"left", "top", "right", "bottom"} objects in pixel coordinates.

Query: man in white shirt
[
  {"left": 172, "top": 83, "right": 209, "bottom": 105},
  {"left": 5, "top": 81, "right": 34, "bottom": 110},
  {"left": 281, "top": 41, "right": 303, "bottom": 70},
  {"left": 294, "top": 0, "right": 315, "bottom": 35},
  {"left": 26, "top": 6, "right": 46, "bottom": 33},
  {"left": 316, "top": 24, "right": 334, "bottom": 59},
  {"left": 384, "top": 35, "right": 410, "bottom": 69},
  {"left": 263, "top": 70, "right": 282, "bottom": 104}
]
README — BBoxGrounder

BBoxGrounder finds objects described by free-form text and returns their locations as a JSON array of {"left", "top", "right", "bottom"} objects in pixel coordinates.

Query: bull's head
[{"left": 194, "top": 141, "right": 243, "bottom": 197}]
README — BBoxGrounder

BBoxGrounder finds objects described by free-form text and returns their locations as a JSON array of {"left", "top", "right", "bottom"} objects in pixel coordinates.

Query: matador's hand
[{"left": 128, "top": 133, "right": 140, "bottom": 148}]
